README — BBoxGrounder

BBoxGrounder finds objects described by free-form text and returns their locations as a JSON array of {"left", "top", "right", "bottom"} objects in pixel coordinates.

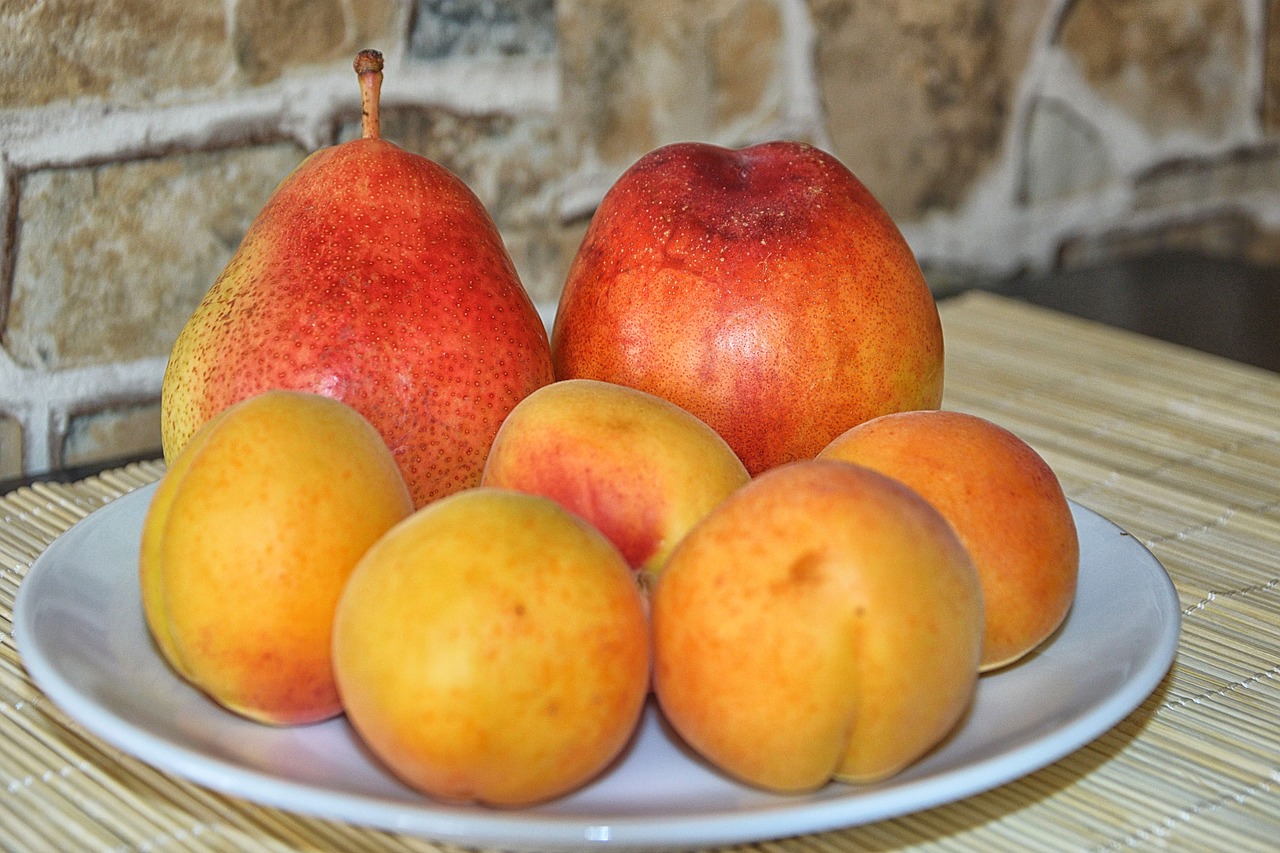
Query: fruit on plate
[
  {"left": 818, "top": 409, "right": 1079, "bottom": 670},
  {"left": 550, "top": 140, "right": 943, "bottom": 476},
  {"left": 139, "top": 390, "right": 414, "bottom": 725},
  {"left": 332, "top": 488, "right": 651, "bottom": 807},
  {"left": 160, "top": 49, "right": 553, "bottom": 507},
  {"left": 481, "top": 378, "right": 750, "bottom": 580},
  {"left": 651, "top": 459, "right": 983, "bottom": 792}
]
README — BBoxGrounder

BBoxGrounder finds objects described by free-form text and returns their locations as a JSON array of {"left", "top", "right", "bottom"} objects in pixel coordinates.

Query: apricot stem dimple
[{"left": 354, "top": 49, "right": 384, "bottom": 140}]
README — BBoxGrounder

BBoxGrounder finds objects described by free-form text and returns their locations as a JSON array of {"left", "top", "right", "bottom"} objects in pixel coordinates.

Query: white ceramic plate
[{"left": 15, "top": 484, "right": 1180, "bottom": 852}]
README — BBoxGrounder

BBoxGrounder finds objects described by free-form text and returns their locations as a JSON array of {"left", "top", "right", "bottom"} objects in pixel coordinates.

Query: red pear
[
  {"left": 162, "top": 50, "right": 553, "bottom": 506},
  {"left": 551, "top": 141, "right": 943, "bottom": 475}
]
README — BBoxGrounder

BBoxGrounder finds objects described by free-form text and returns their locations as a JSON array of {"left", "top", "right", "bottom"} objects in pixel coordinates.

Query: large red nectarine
[{"left": 551, "top": 141, "right": 943, "bottom": 475}]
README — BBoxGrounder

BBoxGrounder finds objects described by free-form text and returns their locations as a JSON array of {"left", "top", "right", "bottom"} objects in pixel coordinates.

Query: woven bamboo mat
[{"left": 1, "top": 291, "right": 1276, "bottom": 851}]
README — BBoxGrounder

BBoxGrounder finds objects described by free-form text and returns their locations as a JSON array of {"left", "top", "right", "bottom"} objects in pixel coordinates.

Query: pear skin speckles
[{"left": 162, "top": 138, "right": 553, "bottom": 507}]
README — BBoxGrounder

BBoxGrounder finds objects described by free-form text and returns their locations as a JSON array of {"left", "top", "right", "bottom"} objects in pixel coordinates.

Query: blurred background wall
[{"left": 1, "top": 0, "right": 1277, "bottom": 480}]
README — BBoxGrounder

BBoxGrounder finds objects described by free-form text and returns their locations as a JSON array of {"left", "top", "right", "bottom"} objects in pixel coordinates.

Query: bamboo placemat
[{"left": 1, "top": 291, "right": 1277, "bottom": 851}]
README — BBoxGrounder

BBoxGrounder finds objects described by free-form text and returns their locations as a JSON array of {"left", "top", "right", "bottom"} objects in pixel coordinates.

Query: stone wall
[{"left": 2, "top": 0, "right": 1278, "bottom": 480}]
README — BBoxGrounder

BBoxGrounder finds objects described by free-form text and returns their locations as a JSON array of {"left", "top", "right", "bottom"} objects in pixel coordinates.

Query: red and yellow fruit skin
[
  {"left": 162, "top": 138, "right": 554, "bottom": 507},
  {"left": 481, "top": 378, "right": 750, "bottom": 579},
  {"left": 332, "top": 488, "right": 651, "bottom": 807},
  {"left": 651, "top": 460, "right": 983, "bottom": 792},
  {"left": 819, "top": 410, "right": 1079, "bottom": 670},
  {"left": 140, "top": 390, "right": 415, "bottom": 725},
  {"left": 551, "top": 140, "right": 943, "bottom": 476}
]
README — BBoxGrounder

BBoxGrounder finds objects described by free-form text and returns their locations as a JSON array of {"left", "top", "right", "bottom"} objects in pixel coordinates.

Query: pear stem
[{"left": 354, "top": 49, "right": 384, "bottom": 140}]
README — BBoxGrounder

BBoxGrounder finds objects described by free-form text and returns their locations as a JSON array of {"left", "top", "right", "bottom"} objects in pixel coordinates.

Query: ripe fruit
[
  {"left": 481, "top": 378, "right": 750, "bottom": 580},
  {"left": 139, "top": 390, "right": 414, "bottom": 725},
  {"left": 652, "top": 460, "right": 983, "bottom": 791},
  {"left": 332, "top": 488, "right": 651, "bottom": 807},
  {"left": 161, "top": 50, "right": 553, "bottom": 507},
  {"left": 818, "top": 410, "right": 1079, "bottom": 670},
  {"left": 551, "top": 140, "right": 943, "bottom": 475}
]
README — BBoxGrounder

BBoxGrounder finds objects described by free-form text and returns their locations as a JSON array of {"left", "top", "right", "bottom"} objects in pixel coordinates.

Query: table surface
[{"left": 1, "top": 291, "right": 1277, "bottom": 852}]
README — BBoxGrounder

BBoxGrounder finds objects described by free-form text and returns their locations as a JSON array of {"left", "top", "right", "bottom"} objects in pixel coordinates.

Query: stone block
[
  {"left": 811, "top": 0, "right": 1046, "bottom": 222},
  {"left": 503, "top": 216, "right": 591, "bottom": 305},
  {"left": 558, "top": 0, "right": 786, "bottom": 177},
  {"left": 1134, "top": 145, "right": 1280, "bottom": 212},
  {"left": 5, "top": 143, "right": 306, "bottom": 370},
  {"left": 1056, "top": 210, "right": 1274, "bottom": 268},
  {"left": 63, "top": 401, "right": 163, "bottom": 469},
  {"left": 0, "top": 0, "right": 231, "bottom": 107},
  {"left": 232, "top": 0, "right": 399, "bottom": 85},
  {"left": 410, "top": 0, "right": 557, "bottom": 59},
  {"left": 1057, "top": 0, "right": 1249, "bottom": 139},
  {"left": 1266, "top": 0, "right": 1280, "bottom": 132}
]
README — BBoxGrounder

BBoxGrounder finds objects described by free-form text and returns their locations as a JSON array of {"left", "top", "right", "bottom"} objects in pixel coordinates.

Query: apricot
[
  {"left": 481, "top": 379, "right": 750, "bottom": 580},
  {"left": 139, "top": 390, "right": 414, "bottom": 725},
  {"left": 818, "top": 409, "right": 1079, "bottom": 671},
  {"left": 651, "top": 460, "right": 983, "bottom": 792},
  {"left": 332, "top": 488, "right": 651, "bottom": 807}
]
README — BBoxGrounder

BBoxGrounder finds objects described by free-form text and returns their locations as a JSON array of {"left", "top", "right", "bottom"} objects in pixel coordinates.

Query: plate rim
[{"left": 13, "top": 483, "right": 1182, "bottom": 851}]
